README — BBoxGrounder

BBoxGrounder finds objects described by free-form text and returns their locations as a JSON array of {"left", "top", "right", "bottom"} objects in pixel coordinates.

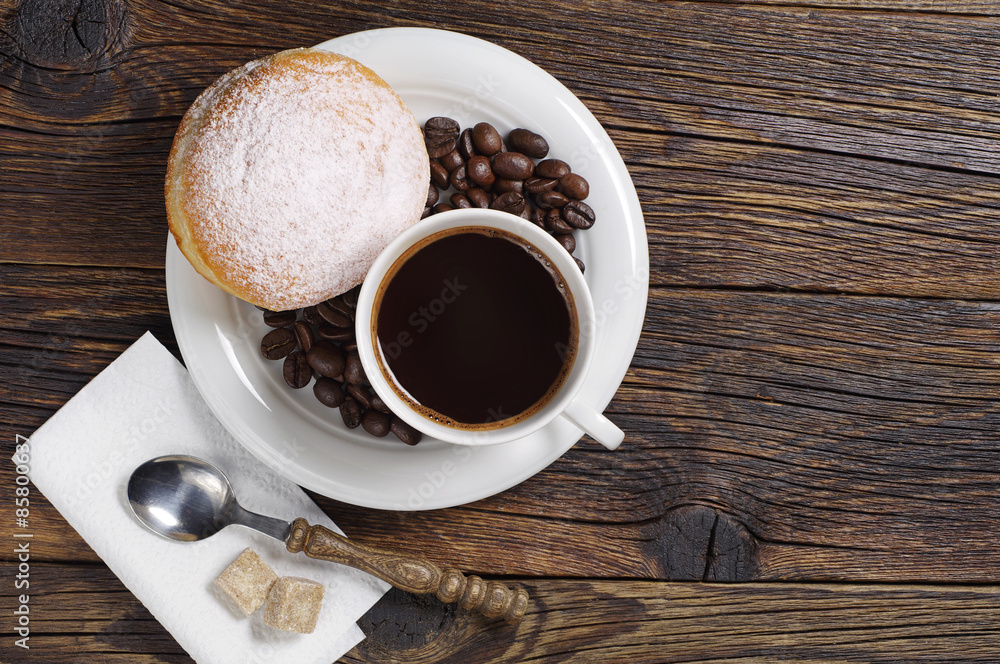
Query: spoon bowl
[
  {"left": 127, "top": 455, "right": 291, "bottom": 543},
  {"left": 127, "top": 455, "right": 236, "bottom": 541}
]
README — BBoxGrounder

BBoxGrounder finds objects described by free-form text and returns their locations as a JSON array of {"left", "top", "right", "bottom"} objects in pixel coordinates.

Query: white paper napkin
[{"left": 23, "top": 332, "right": 389, "bottom": 664}]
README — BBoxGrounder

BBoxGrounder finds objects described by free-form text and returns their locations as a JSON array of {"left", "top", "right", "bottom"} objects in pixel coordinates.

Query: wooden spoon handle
[{"left": 286, "top": 518, "right": 528, "bottom": 624}]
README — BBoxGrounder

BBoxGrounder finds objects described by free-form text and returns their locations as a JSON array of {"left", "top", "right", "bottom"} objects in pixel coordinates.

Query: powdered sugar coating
[{"left": 169, "top": 49, "right": 429, "bottom": 311}]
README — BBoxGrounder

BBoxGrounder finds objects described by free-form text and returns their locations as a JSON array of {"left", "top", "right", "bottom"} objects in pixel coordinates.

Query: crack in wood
[
  {"left": 1, "top": 0, "right": 131, "bottom": 93},
  {"left": 702, "top": 512, "right": 719, "bottom": 581}
]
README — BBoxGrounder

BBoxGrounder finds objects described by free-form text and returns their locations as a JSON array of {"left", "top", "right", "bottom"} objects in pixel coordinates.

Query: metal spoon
[{"left": 126, "top": 454, "right": 527, "bottom": 624}]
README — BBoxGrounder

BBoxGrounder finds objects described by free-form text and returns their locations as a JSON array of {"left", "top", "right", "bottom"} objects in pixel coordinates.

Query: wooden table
[{"left": 4, "top": 0, "right": 1000, "bottom": 661}]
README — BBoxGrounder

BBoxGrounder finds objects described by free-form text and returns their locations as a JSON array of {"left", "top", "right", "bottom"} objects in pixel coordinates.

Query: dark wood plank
[
  {"left": 554, "top": 4, "right": 1000, "bottom": 172},
  {"left": 710, "top": 1, "right": 1000, "bottom": 10},
  {"left": 6, "top": 271, "right": 1000, "bottom": 582},
  {"left": 6, "top": 0, "right": 1000, "bottom": 662},
  {"left": 4, "top": 564, "right": 1000, "bottom": 663},
  {"left": 636, "top": 137, "right": 1000, "bottom": 298},
  {"left": 4, "top": 0, "right": 1000, "bottom": 291},
  {"left": 314, "top": 290, "right": 1000, "bottom": 583}
]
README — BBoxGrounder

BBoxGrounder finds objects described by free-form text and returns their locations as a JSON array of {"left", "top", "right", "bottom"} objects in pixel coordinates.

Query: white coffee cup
[{"left": 355, "top": 208, "right": 623, "bottom": 450}]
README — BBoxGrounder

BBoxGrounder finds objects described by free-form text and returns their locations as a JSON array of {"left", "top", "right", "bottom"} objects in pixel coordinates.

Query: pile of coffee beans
[
  {"left": 259, "top": 117, "right": 594, "bottom": 445},
  {"left": 258, "top": 286, "right": 422, "bottom": 446},
  {"left": 421, "top": 117, "right": 594, "bottom": 273}
]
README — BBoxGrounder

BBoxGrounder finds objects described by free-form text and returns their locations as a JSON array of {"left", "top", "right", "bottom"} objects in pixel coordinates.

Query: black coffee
[{"left": 373, "top": 227, "right": 577, "bottom": 428}]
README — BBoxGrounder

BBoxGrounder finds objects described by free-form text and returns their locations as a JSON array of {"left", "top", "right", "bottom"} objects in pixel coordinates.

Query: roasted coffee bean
[
  {"left": 317, "top": 324, "right": 353, "bottom": 342},
  {"left": 424, "top": 116, "right": 460, "bottom": 137},
  {"left": 466, "top": 155, "right": 495, "bottom": 188},
  {"left": 433, "top": 203, "right": 454, "bottom": 214},
  {"left": 449, "top": 163, "right": 470, "bottom": 191},
  {"left": 342, "top": 286, "right": 361, "bottom": 309},
  {"left": 559, "top": 173, "right": 590, "bottom": 200},
  {"left": 493, "top": 178, "right": 523, "bottom": 194},
  {"left": 545, "top": 207, "right": 574, "bottom": 233},
  {"left": 562, "top": 200, "right": 596, "bottom": 229},
  {"left": 283, "top": 351, "right": 311, "bottom": 389},
  {"left": 344, "top": 349, "right": 367, "bottom": 384},
  {"left": 426, "top": 183, "right": 439, "bottom": 207},
  {"left": 261, "top": 327, "right": 296, "bottom": 360},
  {"left": 530, "top": 205, "right": 547, "bottom": 227},
  {"left": 536, "top": 190, "right": 570, "bottom": 209},
  {"left": 425, "top": 134, "right": 456, "bottom": 159},
  {"left": 371, "top": 393, "right": 391, "bottom": 413},
  {"left": 535, "top": 158, "right": 571, "bottom": 179},
  {"left": 439, "top": 149, "right": 463, "bottom": 173},
  {"left": 421, "top": 206, "right": 432, "bottom": 219},
  {"left": 292, "top": 320, "right": 315, "bottom": 353},
  {"left": 450, "top": 193, "right": 472, "bottom": 209},
  {"left": 324, "top": 296, "right": 354, "bottom": 320},
  {"left": 555, "top": 232, "right": 576, "bottom": 254},
  {"left": 254, "top": 304, "right": 269, "bottom": 312},
  {"left": 458, "top": 128, "right": 476, "bottom": 159},
  {"left": 361, "top": 410, "right": 391, "bottom": 437},
  {"left": 390, "top": 416, "right": 422, "bottom": 445},
  {"left": 466, "top": 187, "right": 491, "bottom": 208},
  {"left": 574, "top": 257, "right": 586, "bottom": 274},
  {"left": 262, "top": 309, "right": 297, "bottom": 328},
  {"left": 317, "top": 301, "right": 351, "bottom": 328},
  {"left": 491, "top": 151, "right": 534, "bottom": 180},
  {"left": 519, "top": 204, "right": 532, "bottom": 221},
  {"left": 306, "top": 340, "right": 346, "bottom": 378},
  {"left": 302, "top": 305, "right": 322, "bottom": 326},
  {"left": 491, "top": 191, "right": 526, "bottom": 215},
  {"left": 347, "top": 383, "right": 373, "bottom": 409},
  {"left": 343, "top": 341, "right": 358, "bottom": 353},
  {"left": 313, "top": 377, "right": 346, "bottom": 408},
  {"left": 507, "top": 128, "right": 549, "bottom": 159},
  {"left": 429, "top": 161, "right": 450, "bottom": 189},
  {"left": 472, "top": 122, "right": 502, "bottom": 156},
  {"left": 525, "top": 176, "right": 558, "bottom": 195},
  {"left": 339, "top": 397, "right": 363, "bottom": 429}
]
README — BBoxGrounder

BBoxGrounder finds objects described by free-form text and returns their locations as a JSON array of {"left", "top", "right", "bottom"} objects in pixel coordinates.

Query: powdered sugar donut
[{"left": 166, "top": 48, "right": 429, "bottom": 311}]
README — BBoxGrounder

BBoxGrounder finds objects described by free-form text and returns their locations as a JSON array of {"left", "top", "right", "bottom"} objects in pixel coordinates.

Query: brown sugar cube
[
  {"left": 214, "top": 548, "right": 278, "bottom": 616},
  {"left": 262, "top": 576, "right": 325, "bottom": 634}
]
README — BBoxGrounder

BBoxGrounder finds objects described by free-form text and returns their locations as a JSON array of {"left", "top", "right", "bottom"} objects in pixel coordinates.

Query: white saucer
[{"left": 165, "top": 27, "right": 648, "bottom": 511}]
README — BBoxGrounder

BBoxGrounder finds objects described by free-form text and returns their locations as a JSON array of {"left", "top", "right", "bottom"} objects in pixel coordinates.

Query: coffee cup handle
[{"left": 561, "top": 399, "right": 624, "bottom": 450}]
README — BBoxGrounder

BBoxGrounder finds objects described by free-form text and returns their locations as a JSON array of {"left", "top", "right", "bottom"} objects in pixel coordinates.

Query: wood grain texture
[
  {"left": 638, "top": 137, "right": 1000, "bottom": 297},
  {"left": 311, "top": 290, "right": 1000, "bottom": 584},
  {"left": 1, "top": 0, "right": 999, "bottom": 300},
  {"left": 4, "top": 276, "right": 999, "bottom": 583},
  {"left": 4, "top": 0, "right": 1000, "bottom": 661},
  {"left": 4, "top": 565, "right": 1000, "bottom": 663}
]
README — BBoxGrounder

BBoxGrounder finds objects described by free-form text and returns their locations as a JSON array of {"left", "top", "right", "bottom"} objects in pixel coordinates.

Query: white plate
[{"left": 166, "top": 27, "right": 648, "bottom": 510}]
